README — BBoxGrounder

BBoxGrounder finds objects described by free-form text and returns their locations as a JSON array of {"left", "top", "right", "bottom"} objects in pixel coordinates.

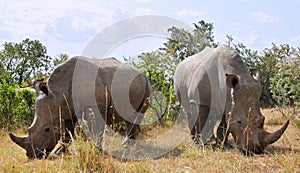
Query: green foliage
[
  {"left": 54, "top": 53, "right": 69, "bottom": 67},
  {"left": 0, "top": 79, "right": 35, "bottom": 129},
  {"left": 266, "top": 44, "right": 300, "bottom": 108},
  {"left": 162, "top": 20, "right": 216, "bottom": 61},
  {"left": 0, "top": 38, "right": 48, "bottom": 129},
  {"left": 125, "top": 51, "right": 176, "bottom": 121},
  {"left": 0, "top": 38, "right": 52, "bottom": 85}
]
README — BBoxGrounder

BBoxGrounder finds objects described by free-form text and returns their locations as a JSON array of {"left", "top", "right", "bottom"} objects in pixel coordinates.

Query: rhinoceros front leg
[
  {"left": 64, "top": 119, "right": 76, "bottom": 142},
  {"left": 216, "top": 113, "right": 233, "bottom": 149},
  {"left": 88, "top": 108, "right": 105, "bottom": 151},
  {"left": 54, "top": 119, "right": 76, "bottom": 154},
  {"left": 77, "top": 107, "right": 105, "bottom": 150}
]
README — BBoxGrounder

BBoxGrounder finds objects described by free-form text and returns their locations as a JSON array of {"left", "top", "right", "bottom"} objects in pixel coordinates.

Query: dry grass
[{"left": 1, "top": 109, "right": 299, "bottom": 173}]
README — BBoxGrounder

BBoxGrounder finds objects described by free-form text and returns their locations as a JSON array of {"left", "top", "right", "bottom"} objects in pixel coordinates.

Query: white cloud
[
  {"left": 71, "top": 17, "right": 96, "bottom": 31},
  {"left": 0, "top": 0, "right": 114, "bottom": 40},
  {"left": 227, "top": 31, "right": 260, "bottom": 49},
  {"left": 111, "top": 7, "right": 157, "bottom": 23},
  {"left": 179, "top": 10, "right": 203, "bottom": 17},
  {"left": 133, "top": 8, "right": 157, "bottom": 16},
  {"left": 245, "top": 31, "right": 259, "bottom": 45},
  {"left": 250, "top": 12, "right": 282, "bottom": 23},
  {"left": 69, "top": 11, "right": 114, "bottom": 32}
]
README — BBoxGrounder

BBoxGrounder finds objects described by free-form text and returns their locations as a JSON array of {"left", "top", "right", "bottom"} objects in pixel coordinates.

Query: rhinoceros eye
[{"left": 44, "top": 126, "right": 50, "bottom": 132}]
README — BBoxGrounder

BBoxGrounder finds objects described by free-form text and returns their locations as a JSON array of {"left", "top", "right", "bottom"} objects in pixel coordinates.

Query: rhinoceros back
[
  {"left": 174, "top": 47, "right": 216, "bottom": 110},
  {"left": 174, "top": 46, "right": 227, "bottom": 143},
  {"left": 47, "top": 56, "right": 150, "bottom": 124}
]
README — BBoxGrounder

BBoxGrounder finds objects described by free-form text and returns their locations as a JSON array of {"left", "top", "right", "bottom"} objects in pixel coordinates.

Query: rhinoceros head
[
  {"left": 225, "top": 69, "right": 289, "bottom": 154},
  {"left": 10, "top": 80, "right": 68, "bottom": 159}
]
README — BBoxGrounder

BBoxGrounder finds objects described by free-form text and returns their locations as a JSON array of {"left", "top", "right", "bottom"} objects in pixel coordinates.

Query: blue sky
[{"left": 1, "top": 0, "right": 300, "bottom": 58}]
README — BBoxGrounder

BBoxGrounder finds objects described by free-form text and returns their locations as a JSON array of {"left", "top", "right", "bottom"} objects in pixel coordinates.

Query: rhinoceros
[
  {"left": 174, "top": 45, "right": 289, "bottom": 154},
  {"left": 9, "top": 56, "right": 152, "bottom": 159}
]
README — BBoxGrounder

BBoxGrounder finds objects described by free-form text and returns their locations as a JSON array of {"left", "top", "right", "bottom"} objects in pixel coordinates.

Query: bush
[
  {"left": 0, "top": 80, "right": 35, "bottom": 129},
  {"left": 267, "top": 44, "right": 300, "bottom": 108}
]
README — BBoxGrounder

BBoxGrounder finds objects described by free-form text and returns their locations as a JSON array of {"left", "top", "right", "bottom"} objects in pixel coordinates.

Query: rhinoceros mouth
[
  {"left": 27, "top": 148, "right": 52, "bottom": 159},
  {"left": 247, "top": 144, "right": 264, "bottom": 155},
  {"left": 237, "top": 144, "right": 263, "bottom": 156}
]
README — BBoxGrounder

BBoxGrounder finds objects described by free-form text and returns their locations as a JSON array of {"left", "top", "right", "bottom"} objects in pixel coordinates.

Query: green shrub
[
  {"left": 0, "top": 80, "right": 35, "bottom": 129},
  {"left": 268, "top": 44, "right": 300, "bottom": 108}
]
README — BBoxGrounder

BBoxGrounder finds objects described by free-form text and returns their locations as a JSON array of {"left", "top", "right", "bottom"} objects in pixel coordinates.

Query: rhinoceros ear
[
  {"left": 250, "top": 68, "right": 262, "bottom": 81},
  {"left": 39, "top": 81, "right": 49, "bottom": 96},
  {"left": 226, "top": 73, "right": 239, "bottom": 90},
  {"left": 33, "top": 78, "right": 45, "bottom": 97}
]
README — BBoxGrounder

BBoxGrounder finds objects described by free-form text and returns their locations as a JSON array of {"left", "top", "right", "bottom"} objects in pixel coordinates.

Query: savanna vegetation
[{"left": 0, "top": 20, "right": 299, "bottom": 172}]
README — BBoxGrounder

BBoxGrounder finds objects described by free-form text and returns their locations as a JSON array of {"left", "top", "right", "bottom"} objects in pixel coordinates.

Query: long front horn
[
  {"left": 9, "top": 132, "right": 30, "bottom": 150},
  {"left": 263, "top": 120, "right": 289, "bottom": 146}
]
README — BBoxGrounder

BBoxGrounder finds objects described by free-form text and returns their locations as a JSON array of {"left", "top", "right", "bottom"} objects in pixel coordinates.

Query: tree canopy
[{"left": 0, "top": 38, "right": 52, "bottom": 85}]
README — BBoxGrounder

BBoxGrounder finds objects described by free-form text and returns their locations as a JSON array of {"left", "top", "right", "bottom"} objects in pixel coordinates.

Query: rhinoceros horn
[
  {"left": 9, "top": 132, "right": 30, "bottom": 150},
  {"left": 263, "top": 120, "right": 289, "bottom": 146}
]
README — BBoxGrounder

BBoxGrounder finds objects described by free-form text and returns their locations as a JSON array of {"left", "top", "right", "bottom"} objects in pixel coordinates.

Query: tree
[
  {"left": 162, "top": 20, "right": 216, "bottom": 62},
  {"left": 266, "top": 44, "right": 300, "bottom": 109},
  {"left": 54, "top": 53, "right": 69, "bottom": 66},
  {"left": 0, "top": 60, "right": 11, "bottom": 82},
  {"left": 0, "top": 38, "right": 52, "bottom": 85}
]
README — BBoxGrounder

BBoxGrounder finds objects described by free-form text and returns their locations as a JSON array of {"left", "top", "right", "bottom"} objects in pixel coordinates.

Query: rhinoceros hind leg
[
  {"left": 122, "top": 121, "right": 140, "bottom": 148},
  {"left": 186, "top": 112, "right": 196, "bottom": 142},
  {"left": 188, "top": 104, "right": 209, "bottom": 146}
]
